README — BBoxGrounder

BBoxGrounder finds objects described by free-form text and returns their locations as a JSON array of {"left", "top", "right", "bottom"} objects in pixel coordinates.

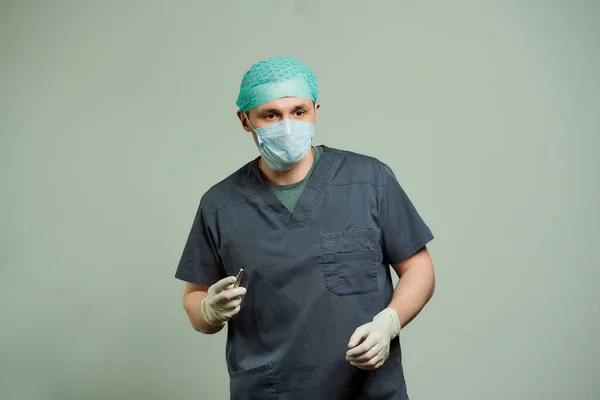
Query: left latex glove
[{"left": 346, "top": 308, "right": 401, "bottom": 370}]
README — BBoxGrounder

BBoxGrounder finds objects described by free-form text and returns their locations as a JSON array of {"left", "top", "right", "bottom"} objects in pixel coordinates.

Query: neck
[{"left": 260, "top": 147, "right": 314, "bottom": 185}]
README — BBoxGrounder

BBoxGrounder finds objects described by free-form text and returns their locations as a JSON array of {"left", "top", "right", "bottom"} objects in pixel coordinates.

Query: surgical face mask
[{"left": 246, "top": 116, "right": 315, "bottom": 171}]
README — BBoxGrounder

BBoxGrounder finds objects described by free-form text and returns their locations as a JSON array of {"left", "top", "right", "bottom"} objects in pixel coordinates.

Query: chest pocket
[{"left": 320, "top": 229, "right": 383, "bottom": 296}]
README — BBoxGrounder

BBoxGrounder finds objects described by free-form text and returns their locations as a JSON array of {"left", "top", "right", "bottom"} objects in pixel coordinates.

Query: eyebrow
[{"left": 258, "top": 104, "right": 310, "bottom": 115}]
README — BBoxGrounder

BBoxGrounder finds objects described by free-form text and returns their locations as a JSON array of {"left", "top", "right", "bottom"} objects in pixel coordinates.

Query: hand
[
  {"left": 201, "top": 276, "right": 247, "bottom": 326},
  {"left": 346, "top": 308, "right": 401, "bottom": 370}
]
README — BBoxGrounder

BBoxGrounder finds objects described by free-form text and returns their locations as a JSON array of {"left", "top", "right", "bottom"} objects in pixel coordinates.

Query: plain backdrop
[{"left": 1, "top": 1, "right": 599, "bottom": 399}]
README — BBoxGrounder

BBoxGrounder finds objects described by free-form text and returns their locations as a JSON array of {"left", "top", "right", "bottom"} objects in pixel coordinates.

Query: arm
[
  {"left": 377, "top": 163, "right": 435, "bottom": 331},
  {"left": 182, "top": 277, "right": 246, "bottom": 334},
  {"left": 182, "top": 283, "right": 224, "bottom": 334},
  {"left": 388, "top": 246, "right": 435, "bottom": 329},
  {"left": 175, "top": 198, "right": 238, "bottom": 334},
  {"left": 346, "top": 164, "right": 435, "bottom": 369}
]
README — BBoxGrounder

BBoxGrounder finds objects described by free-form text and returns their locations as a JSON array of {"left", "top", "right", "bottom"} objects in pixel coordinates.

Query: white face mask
[{"left": 246, "top": 116, "right": 315, "bottom": 171}]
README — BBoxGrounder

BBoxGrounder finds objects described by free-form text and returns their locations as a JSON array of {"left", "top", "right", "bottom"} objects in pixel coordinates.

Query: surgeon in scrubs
[{"left": 175, "top": 56, "right": 435, "bottom": 399}]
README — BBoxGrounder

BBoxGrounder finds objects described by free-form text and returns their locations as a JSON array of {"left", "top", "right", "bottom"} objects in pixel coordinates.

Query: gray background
[{"left": 1, "top": 1, "right": 599, "bottom": 399}]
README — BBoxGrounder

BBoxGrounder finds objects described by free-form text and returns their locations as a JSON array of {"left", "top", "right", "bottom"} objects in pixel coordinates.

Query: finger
[
  {"left": 222, "top": 282, "right": 238, "bottom": 291},
  {"left": 217, "top": 287, "right": 246, "bottom": 303},
  {"left": 348, "top": 333, "right": 382, "bottom": 360},
  {"left": 350, "top": 352, "right": 383, "bottom": 370},
  {"left": 348, "top": 343, "right": 381, "bottom": 363},
  {"left": 374, "top": 356, "right": 387, "bottom": 369},
  {"left": 213, "top": 276, "right": 238, "bottom": 293},
  {"left": 220, "top": 296, "right": 243, "bottom": 310},
  {"left": 346, "top": 334, "right": 371, "bottom": 357},
  {"left": 222, "top": 305, "right": 241, "bottom": 320},
  {"left": 347, "top": 333, "right": 378, "bottom": 358},
  {"left": 350, "top": 360, "right": 372, "bottom": 370},
  {"left": 352, "top": 361, "right": 379, "bottom": 370},
  {"left": 347, "top": 325, "right": 369, "bottom": 349},
  {"left": 363, "top": 354, "right": 386, "bottom": 370}
]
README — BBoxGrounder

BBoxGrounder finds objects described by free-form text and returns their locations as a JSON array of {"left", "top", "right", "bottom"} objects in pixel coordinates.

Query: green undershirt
[{"left": 267, "top": 146, "right": 323, "bottom": 213}]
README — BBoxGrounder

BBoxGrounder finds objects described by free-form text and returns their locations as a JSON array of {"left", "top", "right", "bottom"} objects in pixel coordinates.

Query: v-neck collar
[{"left": 249, "top": 145, "right": 335, "bottom": 228}]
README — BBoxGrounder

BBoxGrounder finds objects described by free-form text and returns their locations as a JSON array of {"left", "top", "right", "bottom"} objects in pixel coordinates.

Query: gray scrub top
[{"left": 175, "top": 146, "right": 434, "bottom": 400}]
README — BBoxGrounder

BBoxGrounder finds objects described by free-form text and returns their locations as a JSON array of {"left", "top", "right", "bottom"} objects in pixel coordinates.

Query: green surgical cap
[{"left": 236, "top": 56, "right": 318, "bottom": 112}]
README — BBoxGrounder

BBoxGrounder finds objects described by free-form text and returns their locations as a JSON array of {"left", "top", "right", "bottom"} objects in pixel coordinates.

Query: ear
[
  {"left": 314, "top": 102, "right": 321, "bottom": 123},
  {"left": 237, "top": 110, "right": 252, "bottom": 132}
]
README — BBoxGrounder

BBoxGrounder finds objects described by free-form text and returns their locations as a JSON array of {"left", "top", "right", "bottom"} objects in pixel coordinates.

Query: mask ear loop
[
  {"left": 244, "top": 112, "right": 256, "bottom": 131},
  {"left": 245, "top": 112, "right": 263, "bottom": 146}
]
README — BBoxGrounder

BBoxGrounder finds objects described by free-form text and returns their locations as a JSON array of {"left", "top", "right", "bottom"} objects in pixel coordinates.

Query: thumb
[{"left": 348, "top": 324, "right": 369, "bottom": 348}]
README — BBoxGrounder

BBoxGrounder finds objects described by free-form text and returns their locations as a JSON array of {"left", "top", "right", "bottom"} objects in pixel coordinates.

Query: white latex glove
[
  {"left": 346, "top": 308, "right": 401, "bottom": 370},
  {"left": 201, "top": 276, "right": 247, "bottom": 326}
]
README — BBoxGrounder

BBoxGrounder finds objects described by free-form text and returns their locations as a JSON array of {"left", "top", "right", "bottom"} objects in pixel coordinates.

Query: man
[{"left": 175, "top": 56, "right": 435, "bottom": 399}]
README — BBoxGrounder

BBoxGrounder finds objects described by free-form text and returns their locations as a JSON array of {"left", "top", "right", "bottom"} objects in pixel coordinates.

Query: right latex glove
[{"left": 201, "top": 276, "right": 247, "bottom": 326}]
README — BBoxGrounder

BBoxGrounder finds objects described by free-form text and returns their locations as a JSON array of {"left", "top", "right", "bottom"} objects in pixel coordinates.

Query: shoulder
[
  {"left": 321, "top": 146, "right": 391, "bottom": 185},
  {"left": 199, "top": 159, "right": 260, "bottom": 215}
]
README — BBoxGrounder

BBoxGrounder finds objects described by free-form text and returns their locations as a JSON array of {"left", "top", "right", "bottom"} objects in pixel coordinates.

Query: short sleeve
[
  {"left": 379, "top": 164, "right": 434, "bottom": 265},
  {"left": 174, "top": 199, "right": 226, "bottom": 286}
]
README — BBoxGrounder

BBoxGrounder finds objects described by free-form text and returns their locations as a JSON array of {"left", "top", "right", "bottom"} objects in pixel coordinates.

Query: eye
[
  {"left": 264, "top": 113, "right": 276, "bottom": 120},
  {"left": 294, "top": 110, "right": 306, "bottom": 117}
]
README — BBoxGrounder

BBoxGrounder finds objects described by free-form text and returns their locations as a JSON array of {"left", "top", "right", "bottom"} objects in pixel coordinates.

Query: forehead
[{"left": 252, "top": 97, "right": 313, "bottom": 113}]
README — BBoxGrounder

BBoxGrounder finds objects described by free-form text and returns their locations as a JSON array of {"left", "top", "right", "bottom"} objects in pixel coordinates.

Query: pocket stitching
[
  {"left": 320, "top": 230, "right": 381, "bottom": 296},
  {"left": 229, "top": 361, "right": 275, "bottom": 378},
  {"left": 320, "top": 229, "right": 377, "bottom": 241},
  {"left": 229, "top": 362, "right": 278, "bottom": 399}
]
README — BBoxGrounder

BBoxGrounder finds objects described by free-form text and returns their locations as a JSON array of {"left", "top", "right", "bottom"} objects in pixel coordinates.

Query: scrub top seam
[
  {"left": 299, "top": 148, "right": 337, "bottom": 221},
  {"left": 204, "top": 194, "right": 262, "bottom": 216},
  {"left": 323, "top": 180, "right": 383, "bottom": 187},
  {"left": 387, "top": 231, "right": 435, "bottom": 265}
]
